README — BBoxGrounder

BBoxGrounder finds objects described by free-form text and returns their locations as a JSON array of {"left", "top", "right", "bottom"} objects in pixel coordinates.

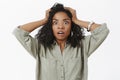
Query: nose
[{"left": 58, "top": 23, "right": 64, "bottom": 29}]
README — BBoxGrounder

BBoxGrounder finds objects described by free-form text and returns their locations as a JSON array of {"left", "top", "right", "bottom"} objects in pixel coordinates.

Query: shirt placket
[
  {"left": 60, "top": 60, "right": 65, "bottom": 80},
  {"left": 56, "top": 45, "right": 65, "bottom": 80}
]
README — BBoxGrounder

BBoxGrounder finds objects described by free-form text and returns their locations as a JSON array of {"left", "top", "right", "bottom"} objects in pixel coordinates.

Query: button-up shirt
[{"left": 13, "top": 23, "right": 109, "bottom": 80}]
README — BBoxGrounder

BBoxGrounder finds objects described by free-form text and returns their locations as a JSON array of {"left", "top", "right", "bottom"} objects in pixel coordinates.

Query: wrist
[
  {"left": 73, "top": 19, "right": 79, "bottom": 24},
  {"left": 41, "top": 18, "right": 48, "bottom": 24},
  {"left": 87, "top": 21, "right": 94, "bottom": 31}
]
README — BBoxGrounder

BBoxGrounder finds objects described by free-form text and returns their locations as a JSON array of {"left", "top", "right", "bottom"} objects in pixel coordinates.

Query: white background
[{"left": 0, "top": 0, "right": 120, "bottom": 80}]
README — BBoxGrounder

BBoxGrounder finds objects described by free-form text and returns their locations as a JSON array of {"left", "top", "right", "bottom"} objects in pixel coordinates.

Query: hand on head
[
  {"left": 44, "top": 9, "right": 51, "bottom": 23},
  {"left": 44, "top": 6, "right": 78, "bottom": 24},
  {"left": 64, "top": 7, "right": 78, "bottom": 23}
]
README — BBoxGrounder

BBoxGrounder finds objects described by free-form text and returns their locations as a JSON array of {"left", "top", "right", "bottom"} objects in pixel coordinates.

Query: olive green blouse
[{"left": 13, "top": 23, "right": 109, "bottom": 80}]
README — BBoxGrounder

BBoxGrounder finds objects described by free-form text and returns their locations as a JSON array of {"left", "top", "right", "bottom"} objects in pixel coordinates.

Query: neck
[
  {"left": 57, "top": 40, "right": 65, "bottom": 47},
  {"left": 56, "top": 40, "right": 66, "bottom": 53}
]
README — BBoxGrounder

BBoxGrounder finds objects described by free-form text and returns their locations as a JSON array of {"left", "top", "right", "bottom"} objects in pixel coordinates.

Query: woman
[{"left": 13, "top": 3, "right": 109, "bottom": 80}]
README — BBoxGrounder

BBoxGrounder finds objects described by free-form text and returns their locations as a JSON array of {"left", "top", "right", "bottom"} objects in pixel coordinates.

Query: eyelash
[
  {"left": 53, "top": 21, "right": 58, "bottom": 25},
  {"left": 64, "top": 21, "right": 69, "bottom": 24},
  {"left": 52, "top": 21, "right": 69, "bottom": 25}
]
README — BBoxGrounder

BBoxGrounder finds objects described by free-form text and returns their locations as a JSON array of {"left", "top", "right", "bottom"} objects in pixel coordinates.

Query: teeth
[{"left": 58, "top": 31, "right": 64, "bottom": 34}]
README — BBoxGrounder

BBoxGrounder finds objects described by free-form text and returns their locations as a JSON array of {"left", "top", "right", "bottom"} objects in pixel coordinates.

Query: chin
[{"left": 56, "top": 38, "right": 67, "bottom": 41}]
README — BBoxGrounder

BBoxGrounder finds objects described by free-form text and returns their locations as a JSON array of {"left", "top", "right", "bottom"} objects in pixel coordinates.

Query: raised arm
[
  {"left": 65, "top": 7, "right": 101, "bottom": 31},
  {"left": 65, "top": 7, "right": 109, "bottom": 57},
  {"left": 20, "top": 9, "right": 50, "bottom": 32},
  {"left": 13, "top": 9, "right": 50, "bottom": 58}
]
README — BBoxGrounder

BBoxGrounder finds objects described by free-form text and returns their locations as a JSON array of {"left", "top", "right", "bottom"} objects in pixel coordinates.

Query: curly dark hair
[{"left": 36, "top": 3, "right": 84, "bottom": 48}]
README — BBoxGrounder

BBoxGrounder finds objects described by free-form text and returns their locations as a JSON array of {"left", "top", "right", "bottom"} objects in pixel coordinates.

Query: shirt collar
[{"left": 52, "top": 40, "right": 69, "bottom": 48}]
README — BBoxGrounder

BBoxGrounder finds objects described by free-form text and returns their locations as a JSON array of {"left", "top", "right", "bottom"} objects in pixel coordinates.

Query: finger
[
  {"left": 65, "top": 7, "right": 74, "bottom": 10},
  {"left": 64, "top": 7, "right": 71, "bottom": 10},
  {"left": 46, "top": 9, "right": 51, "bottom": 13}
]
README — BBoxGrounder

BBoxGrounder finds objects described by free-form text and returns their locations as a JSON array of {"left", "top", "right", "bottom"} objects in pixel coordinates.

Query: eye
[
  {"left": 64, "top": 21, "right": 69, "bottom": 25},
  {"left": 52, "top": 21, "right": 58, "bottom": 25}
]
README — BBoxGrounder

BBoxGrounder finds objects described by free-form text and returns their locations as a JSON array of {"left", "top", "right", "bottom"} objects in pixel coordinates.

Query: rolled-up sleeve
[
  {"left": 13, "top": 27, "right": 38, "bottom": 59},
  {"left": 82, "top": 23, "right": 110, "bottom": 57}
]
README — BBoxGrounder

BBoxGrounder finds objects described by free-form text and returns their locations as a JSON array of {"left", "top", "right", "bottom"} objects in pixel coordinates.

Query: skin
[{"left": 52, "top": 12, "right": 72, "bottom": 52}]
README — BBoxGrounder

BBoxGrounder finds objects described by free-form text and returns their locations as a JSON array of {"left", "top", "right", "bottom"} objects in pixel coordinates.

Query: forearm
[
  {"left": 74, "top": 19, "right": 101, "bottom": 31},
  {"left": 20, "top": 18, "right": 47, "bottom": 32}
]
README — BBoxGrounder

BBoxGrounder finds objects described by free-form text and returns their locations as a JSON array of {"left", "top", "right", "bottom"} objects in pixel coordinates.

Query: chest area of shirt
[{"left": 43, "top": 46, "right": 82, "bottom": 61}]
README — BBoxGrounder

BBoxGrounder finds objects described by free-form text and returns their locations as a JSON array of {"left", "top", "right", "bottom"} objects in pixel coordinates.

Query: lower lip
[{"left": 58, "top": 33, "right": 64, "bottom": 36}]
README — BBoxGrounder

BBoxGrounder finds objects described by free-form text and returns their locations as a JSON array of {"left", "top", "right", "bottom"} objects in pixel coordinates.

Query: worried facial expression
[{"left": 52, "top": 12, "right": 72, "bottom": 42}]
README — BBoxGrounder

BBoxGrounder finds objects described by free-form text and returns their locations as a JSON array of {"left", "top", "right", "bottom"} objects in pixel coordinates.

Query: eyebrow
[{"left": 52, "top": 18, "right": 71, "bottom": 21}]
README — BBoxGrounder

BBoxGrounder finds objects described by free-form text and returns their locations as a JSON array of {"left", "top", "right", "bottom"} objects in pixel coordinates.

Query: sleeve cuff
[{"left": 13, "top": 26, "right": 30, "bottom": 36}]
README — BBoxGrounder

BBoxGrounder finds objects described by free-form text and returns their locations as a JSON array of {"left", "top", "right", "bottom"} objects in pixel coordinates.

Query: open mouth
[{"left": 57, "top": 31, "right": 64, "bottom": 34}]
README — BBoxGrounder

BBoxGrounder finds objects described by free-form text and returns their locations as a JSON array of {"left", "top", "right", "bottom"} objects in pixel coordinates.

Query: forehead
[{"left": 52, "top": 12, "right": 71, "bottom": 20}]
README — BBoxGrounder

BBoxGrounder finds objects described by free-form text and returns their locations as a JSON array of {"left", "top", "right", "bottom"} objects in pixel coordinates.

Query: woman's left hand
[{"left": 65, "top": 7, "right": 78, "bottom": 23}]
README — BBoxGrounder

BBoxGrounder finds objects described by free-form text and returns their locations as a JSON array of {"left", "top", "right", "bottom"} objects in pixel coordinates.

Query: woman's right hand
[{"left": 43, "top": 9, "right": 51, "bottom": 23}]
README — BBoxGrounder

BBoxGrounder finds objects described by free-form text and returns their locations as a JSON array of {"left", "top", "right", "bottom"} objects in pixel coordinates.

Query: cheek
[
  {"left": 66, "top": 30, "right": 71, "bottom": 36},
  {"left": 66, "top": 26, "right": 71, "bottom": 35}
]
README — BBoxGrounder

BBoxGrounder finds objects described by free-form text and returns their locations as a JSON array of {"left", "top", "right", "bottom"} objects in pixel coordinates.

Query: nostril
[{"left": 58, "top": 25, "right": 64, "bottom": 29}]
